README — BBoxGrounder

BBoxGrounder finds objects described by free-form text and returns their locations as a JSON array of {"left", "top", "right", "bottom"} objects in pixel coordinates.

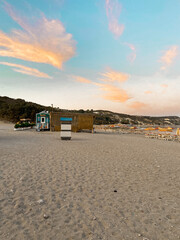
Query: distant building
[{"left": 50, "top": 112, "right": 94, "bottom": 132}]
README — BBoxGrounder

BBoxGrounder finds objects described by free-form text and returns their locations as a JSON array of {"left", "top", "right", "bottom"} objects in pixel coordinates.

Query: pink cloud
[
  {"left": 0, "top": 62, "right": 52, "bottom": 78},
  {"left": 73, "top": 73, "right": 130, "bottom": 103},
  {"left": 73, "top": 76, "right": 92, "bottom": 84},
  {"left": 125, "top": 43, "right": 135, "bottom": 51},
  {"left": 161, "top": 84, "right": 168, "bottom": 88},
  {"left": 124, "top": 43, "right": 137, "bottom": 63},
  {"left": 144, "top": 91, "right": 152, "bottom": 94},
  {"left": 160, "top": 46, "right": 178, "bottom": 70},
  {"left": 96, "top": 83, "right": 130, "bottom": 102},
  {"left": 161, "top": 84, "right": 168, "bottom": 94},
  {"left": 100, "top": 69, "right": 129, "bottom": 82},
  {"left": 128, "top": 101, "right": 148, "bottom": 110},
  {"left": 0, "top": 2, "right": 76, "bottom": 69},
  {"left": 105, "top": 0, "right": 124, "bottom": 38}
]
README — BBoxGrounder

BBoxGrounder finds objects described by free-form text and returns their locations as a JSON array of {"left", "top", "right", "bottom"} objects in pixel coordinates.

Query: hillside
[
  {"left": 0, "top": 96, "right": 180, "bottom": 125},
  {"left": 0, "top": 96, "right": 51, "bottom": 123},
  {"left": 93, "top": 110, "right": 180, "bottom": 126}
]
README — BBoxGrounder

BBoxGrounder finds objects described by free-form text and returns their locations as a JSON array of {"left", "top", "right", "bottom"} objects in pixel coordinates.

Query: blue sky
[{"left": 0, "top": 0, "right": 180, "bottom": 116}]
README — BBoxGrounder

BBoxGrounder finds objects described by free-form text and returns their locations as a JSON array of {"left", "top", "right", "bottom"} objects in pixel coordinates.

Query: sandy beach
[{"left": 0, "top": 122, "right": 180, "bottom": 240}]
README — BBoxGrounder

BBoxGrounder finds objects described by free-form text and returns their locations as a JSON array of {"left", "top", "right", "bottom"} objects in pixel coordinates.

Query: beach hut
[
  {"left": 36, "top": 111, "right": 50, "bottom": 131},
  {"left": 50, "top": 112, "right": 94, "bottom": 132}
]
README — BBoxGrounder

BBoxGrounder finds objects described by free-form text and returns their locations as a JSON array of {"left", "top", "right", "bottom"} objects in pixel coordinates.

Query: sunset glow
[
  {"left": 0, "top": 3, "right": 76, "bottom": 68},
  {"left": 0, "top": 0, "right": 180, "bottom": 116}
]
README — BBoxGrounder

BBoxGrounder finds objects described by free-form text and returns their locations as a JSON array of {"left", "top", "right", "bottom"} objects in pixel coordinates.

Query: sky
[{"left": 0, "top": 0, "right": 180, "bottom": 116}]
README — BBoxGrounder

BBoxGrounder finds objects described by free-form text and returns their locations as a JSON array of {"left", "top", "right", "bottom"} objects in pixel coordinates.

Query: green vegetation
[
  {"left": 93, "top": 110, "right": 180, "bottom": 125},
  {"left": 121, "top": 118, "right": 130, "bottom": 124},
  {"left": 94, "top": 115, "right": 119, "bottom": 125},
  {"left": 0, "top": 96, "right": 52, "bottom": 123},
  {"left": 14, "top": 122, "right": 35, "bottom": 128},
  {"left": 0, "top": 96, "right": 180, "bottom": 125}
]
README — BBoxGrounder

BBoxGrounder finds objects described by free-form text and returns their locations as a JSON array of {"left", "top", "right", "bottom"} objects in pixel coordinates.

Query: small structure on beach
[
  {"left": 50, "top": 112, "right": 94, "bottom": 132},
  {"left": 14, "top": 118, "right": 35, "bottom": 130},
  {"left": 60, "top": 117, "right": 72, "bottom": 140},
  {"left": 36, "top": 111, "right": 50, "bottom": 131},
  {"left": 19, "top": 118, "right": 31, "bottom": 123}
]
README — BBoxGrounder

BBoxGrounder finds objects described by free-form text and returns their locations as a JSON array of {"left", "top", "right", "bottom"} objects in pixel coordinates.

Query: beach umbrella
[
  {"left": 159, "top": 128, "right": 167, "bottom": 132},
  {"left": 176, "top": 128, "right": 180, "bottom": 136},
  {"left": 166, "top": 127, "right": 172, "bottom": 132},
  {"left": 144, "top": 127, "right": 155, "bottom": 131},
  {"left": 159, "top": 128, "right": 172, "bottom": 132}
]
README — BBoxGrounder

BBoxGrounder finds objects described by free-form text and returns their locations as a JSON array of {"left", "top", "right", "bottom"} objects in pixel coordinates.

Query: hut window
[{"left": 41, "top": 117, "right": 45, "bottom": 123}]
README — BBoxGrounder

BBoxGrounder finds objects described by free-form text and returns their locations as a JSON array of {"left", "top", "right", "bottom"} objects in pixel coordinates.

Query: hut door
[{"left": 41, "top": 117, "right": 45, "bottom": 125}]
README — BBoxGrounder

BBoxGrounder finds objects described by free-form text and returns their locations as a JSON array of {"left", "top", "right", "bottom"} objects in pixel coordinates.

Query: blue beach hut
[{"left": 36, "top": 111, "right": 50, "bottom": 131}]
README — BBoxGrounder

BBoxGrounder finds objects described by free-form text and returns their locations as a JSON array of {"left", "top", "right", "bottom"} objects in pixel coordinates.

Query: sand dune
[{"left": 0, "top": 122, "right": 180, "bottom": 240}]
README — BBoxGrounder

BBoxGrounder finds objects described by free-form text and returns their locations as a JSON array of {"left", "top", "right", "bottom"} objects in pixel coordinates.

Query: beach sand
[{"left": 0, "top": 122, "right": 180, "bottom": 240}]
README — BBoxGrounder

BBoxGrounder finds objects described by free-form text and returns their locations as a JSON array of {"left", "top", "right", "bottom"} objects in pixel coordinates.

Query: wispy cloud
[
  {"left": 72, "top": 72, "right": 130, "bottom": 103},
  {"left": 161, "top": 84, "right": 168, "bottom": 88},
  {"left": 105, "top": 0, "right": 124, "bottom": 38},
  {"left": 161, "top": 84, "right": 168, "bottom": 94},
  {"left": 73, "top": 75, "right": 92, "bottom": 84},
  {"left": 144, "top": 90, "right": 152, "bottom": 94},
  {"left": 128, "top": 101, "right": 147, "bottom": 110},
  {"left": 0, "top": 62, "right": 52, "bottom": 78},
  {"left": 160, "top": 46, "right": 178, "bottom": 70},
  {"left": 98, "top": 69, "right": 130, "bottom": 102},
  {"left": 100, "top": 69, "right": 129, "bottom": 82},
  {"left": 124, "top": 42, "right": 137, "bottom": 63},
  {"left": 0, "top": 2, "right": 76, "bottom": 69},
  {"left": 96, "top": 83, "right": 130, "bottom": 102}
]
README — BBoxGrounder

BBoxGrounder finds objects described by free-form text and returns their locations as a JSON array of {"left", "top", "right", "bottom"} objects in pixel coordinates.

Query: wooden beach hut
[
  {"left": 50, "top": 112, "right": 94, "bottom": 132},
  {"left": 36, "top": 111, "right": 50, "bottom": 131}
]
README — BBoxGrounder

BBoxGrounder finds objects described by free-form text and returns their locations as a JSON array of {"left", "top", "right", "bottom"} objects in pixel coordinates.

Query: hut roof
[{"left": 20, "top": 118, "right": 31, "bottom": 121}]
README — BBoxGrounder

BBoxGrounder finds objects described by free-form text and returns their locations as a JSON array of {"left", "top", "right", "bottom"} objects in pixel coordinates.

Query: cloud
[
  {"left": 0, "top": 2, "right": 76, "bottom": 69},
  {"left": 128, "top": 101, "right": 148, "bottom": 110},
  {"left": 72, "top": 72, "right": 130, "bottom": 103},
  {"left": 160, "top": 46, "right": 178, "bottom": 70},
  {"left": 144, "top": 91, "right": 152, "bottom": 94},
  {"left": 105, "top": 0, "right": 124, "bottom": 38},
  {"left": 100, "top": 69, "right": 129, "bottom": 82},
  {"left": 161, "top": 84, "right": 168, "bottom": 88},
  {"left": 0, "top": 62, "right": 52, "bottom": 78},
  {"left": 124, "top": 42, "right": 137, "bottom": 63},
  {"left": 161, "top": 84, "right": 168, "bottom": 94},
  {"left": 96, "top": 83, "right": 130, "bottom": 102},
  {"left": 73, "top": 76, "right": 92, "bottom": 84}
]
